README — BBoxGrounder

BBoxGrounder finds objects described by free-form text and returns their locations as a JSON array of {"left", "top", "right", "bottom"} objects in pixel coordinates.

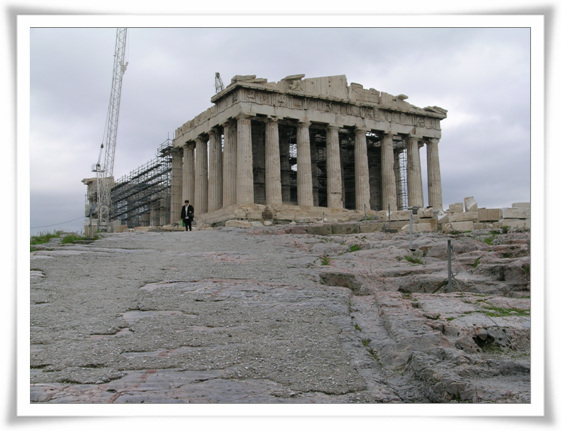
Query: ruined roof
[{"left": 211, "top": 74, "right": 447, "bottom": 119}]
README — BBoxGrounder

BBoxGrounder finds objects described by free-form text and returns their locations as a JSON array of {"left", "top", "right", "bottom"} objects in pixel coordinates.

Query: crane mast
[{"left": 93, "top": 27, "right": 128, "bottom": 231}]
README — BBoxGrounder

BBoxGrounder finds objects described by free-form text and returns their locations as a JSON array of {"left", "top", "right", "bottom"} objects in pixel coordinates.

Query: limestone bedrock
[{"left": 30, "top": 226, "right": 530, "bottom": 404}]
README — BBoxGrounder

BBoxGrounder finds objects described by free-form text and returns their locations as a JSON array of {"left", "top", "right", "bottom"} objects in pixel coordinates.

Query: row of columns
[{"left": 171, "top": 115, "right": 442, "bottom": 221}]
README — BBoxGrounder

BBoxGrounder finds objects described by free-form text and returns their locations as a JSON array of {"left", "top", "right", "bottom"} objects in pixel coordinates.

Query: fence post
[
  {"left": 447, "top": 239, "right": 452, "bottom": 292},
  {"left": 409, "top": 211, "right": 414, "bottom": 250}
]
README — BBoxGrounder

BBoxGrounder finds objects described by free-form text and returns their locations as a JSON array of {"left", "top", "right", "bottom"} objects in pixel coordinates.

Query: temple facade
[{"left": 171, "top": 74, "right": 447, "bottom": 224}]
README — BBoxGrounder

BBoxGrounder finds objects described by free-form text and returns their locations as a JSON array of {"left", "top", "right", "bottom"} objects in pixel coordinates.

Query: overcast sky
[{"left": 26, "top": 18, "right": 535, "bottom": 235}]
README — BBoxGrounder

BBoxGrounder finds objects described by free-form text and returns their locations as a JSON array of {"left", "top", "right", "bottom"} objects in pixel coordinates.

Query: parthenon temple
[{"left": 170, "top": 74, "right": 447, "bottom": 225}]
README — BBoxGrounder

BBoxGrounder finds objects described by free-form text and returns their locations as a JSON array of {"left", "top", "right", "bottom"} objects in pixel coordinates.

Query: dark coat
[{"left": 181, "top": 204, "right": 194, "bottom": 220}]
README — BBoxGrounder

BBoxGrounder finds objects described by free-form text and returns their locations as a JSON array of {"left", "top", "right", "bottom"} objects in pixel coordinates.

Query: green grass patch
[
  {"left": 473, "top": 256, "right": 482, "bottom": 269},
  {"left": 60, "top": 233, "right": 97, "bottom": 244},
  {"left": 349, "top": 244, "right": 362, "bottom": 252},
  {"left": 367, "top": 348, "right": 382, "bottom": 367},
  {"left": 30, "top": 232, "right": 61, "bottom": 246},
  {"left": 30, "top": 231, "right": 62, "bottom": 252},
  {"left": 404, "top": 255, "right": 423, "bottom": 265},
  {"left": 31, "top": 231, "right": 98, "bottom": 251},
  {"left": 481, "top": 304, "right": 530, "bottom": 318},
  {"left": 320, "top": 255, "right": 331, "bottom": 266}
]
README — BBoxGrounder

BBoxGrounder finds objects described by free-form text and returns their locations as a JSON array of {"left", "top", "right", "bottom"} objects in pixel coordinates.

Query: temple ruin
[
  {"left": 170, "top": 74, "right": 447, "bottom": 225},
  {"left": 83, "top": 73, "right": 450, "bottom": 231}
]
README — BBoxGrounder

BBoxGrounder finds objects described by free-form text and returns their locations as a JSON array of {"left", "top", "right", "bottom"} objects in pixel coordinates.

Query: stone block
[
  {"left": 246, "top": 210, "right": 265, "bottom": 220},
  {"left": 418, "top": 208, "right": 435, "bottom": 218},
  {"left": 464, "top": 196, "right": 478, "bottom": 212},
  {"left": 478, "top": 208, "right": 502, "bottom": 222},
  {"left": 449, "top": 212, "right": 479, "bottom": 222},
  {"left": 225, "top": 220, "right": 253, "bottom": 228},
  {"left": 512, "top": 202, "right": 531, "bottom": 209},
  {"left": 389, "top": 210, "right": 411, "bottom": 221},
  {"left": 411, "top": 223, "right": 435, "bottom": 232},
  {"left": 275, "top": 211, "right": 296, "bottom": 221},
  {"left": 442, "top": 221, "right": 474, "bottom": 233},
  {"left": 499, "top": 219, "right": 529, "bottom": 229},
  {"left": 418, "top": 219, "right": 438, "bottom": 230},
  {"left": 114, "top": 225, "right": 128, "bottom": 233},
  {"left": 332, "top": 223, "right": 360, "bottom": 235},
  {"left": 385, "top": 221, "right": 408, "bottom": 230},
  {"left": 474, "top": 222, "right": 495, "bottom": 230},
  {"left": 375, "top": 210, "right": 389, "bottom": 221},
  {"left": 376, "top": 210, "right": 411, "bottom": 221},
  {"left": 448, "top": 203, "right": 464, "bottom": 212},
  {"left": 233, "top": 208, "right": 247, "bottom": 218},
  {"left": 306, "top": 224, "right": 334, "bottom": 236},
  {"left": 359, "top": 222, "right": 384, "bottom": 233},
  {"left": 503, "top": 207, "right": 530, "bottom": 219}
]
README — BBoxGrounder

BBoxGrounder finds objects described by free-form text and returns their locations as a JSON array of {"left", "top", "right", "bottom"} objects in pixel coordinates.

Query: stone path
[{"left": 29, "top": 226, "right": 531, "bottom": 403}]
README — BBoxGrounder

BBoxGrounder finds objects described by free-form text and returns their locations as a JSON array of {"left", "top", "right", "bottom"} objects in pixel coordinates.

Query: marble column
[
  {"left": 406, "top": 136, "right": 424, "bottom": 208},
  {"left": 296, "top": 120, "right": 314, "bottom": 207},
  {"left": 222, "top": 121, "right": 237, "bottom": 207},
  {"left": 170, "top": 148, "right": 183, "bottom": 222},
  {"left": 426, "top": 138, "right": 443, "bottom": 210},
  {"left": 194, "top": 135, "right": 208, "bottom": 214},
  {"left": 182, "top": 142, "right": 195, "bottom": 203},
  {"left": 236, "top": 114, "right": 254, "bottom": 205},
  {"left": 159, "top": 197, "right": 168, "bottom": 226},
  {"left": 381, "top": 132, "right": 397, "bottom": 211},
  {"left": 326, "top": 125, "right": 343, "bottom": 209},
  {"left": 208, "top": 128, "right": 223, "bottom": 212},
  {"left": 280, "top": 128, "right": 291, "bottom": 202},
  {"left": 265, "top": 117, "right": 282, "bottom": 205},
  {"left": 354, "top": 128, "right": 370, "bottom": 211}
]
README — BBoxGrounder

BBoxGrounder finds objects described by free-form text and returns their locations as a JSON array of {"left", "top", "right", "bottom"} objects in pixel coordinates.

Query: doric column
[
  {"left": 381, "top": 132, "right": 397, "bottom": 211},
  {"left": 182, "top": 142, "right": 195, "bottom": 203},
  {"left": 208, "top": 128, "right": 223, "bottom": 212},
  {"left": 222, "top": 121, "right": 237, "bottom": 207},
  {"left": 296, "top": 120, "right": 314, "bottom": 207},
  {"left": 406, "top": 135, "right": 424, "bottom": 208},
  {"left": 326, "top": 125, "right": 343, "bottom": 209},
  {"left": 426, "top": 138, "right": 443, "bottom": 210},
  {"left": 280, "top": 128, "right": 291, "bottom": 202},
  {"left": 236, "top": 114, "right": 254, "bottom": 205},
  {"left": 265, "top": 117, "right": 282, "bottom": 205},
  {"left": 354, "top": 128, "right": 370, "bottom": 211},
  {"left": 195, "top": 135, "right": 208, "bottom": 214},
  {"left": 159, "top": 197, "right": 168, "bottom": 226},
  {"left": 170, "top": 148, "right": 183, "bottom": 222}
]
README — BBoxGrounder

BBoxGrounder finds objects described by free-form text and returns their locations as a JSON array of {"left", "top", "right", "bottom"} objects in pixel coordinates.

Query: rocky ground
[{"left": 29, "top": 224, "right": 531, "bottom": 404}]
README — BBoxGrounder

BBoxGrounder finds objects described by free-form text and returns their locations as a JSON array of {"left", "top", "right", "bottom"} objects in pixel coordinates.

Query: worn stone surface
[{"left": 29, "top": 226, "right": 531, "bottom": 404}]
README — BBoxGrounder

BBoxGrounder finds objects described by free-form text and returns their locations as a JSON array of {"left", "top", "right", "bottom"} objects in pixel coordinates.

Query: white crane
[{"left": 92, "top": 28, "right": 128, "bottom": 230}]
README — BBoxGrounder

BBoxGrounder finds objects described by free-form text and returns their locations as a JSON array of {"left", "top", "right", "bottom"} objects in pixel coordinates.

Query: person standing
[{"left": 180, "top": 200, "right": 194, "bottom": 231}]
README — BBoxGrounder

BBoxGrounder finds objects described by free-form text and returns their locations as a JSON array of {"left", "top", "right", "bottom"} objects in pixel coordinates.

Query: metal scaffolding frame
[
  {"left": 397, "top": 148, "right": 408, "bottom": 210},
  {"left": 110, "top": 139, "right": 173, "bottom": 228}
]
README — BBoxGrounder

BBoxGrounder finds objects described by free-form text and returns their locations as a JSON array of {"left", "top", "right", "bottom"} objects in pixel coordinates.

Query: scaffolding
[
  {"left": 397, "top": 148, "right": 408, "bottom": 210},
  {"left": 110, "top": 138, "right": 173, "bottom": 228}
]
